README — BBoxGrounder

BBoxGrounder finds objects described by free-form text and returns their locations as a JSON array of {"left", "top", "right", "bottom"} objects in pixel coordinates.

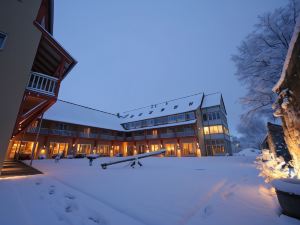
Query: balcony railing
[
  {"left": 115, "top": 136, "right": 125, "bottom": 141},
  {"left": 78, "top": 132, "right": 98, "bottom": 139},
  {"left": 160, "top": 133, "right": 176, "bottom": 138},
  {"left": 176, "top": 130, "right": 195, "bottom": 137},
  {"left": 146, "top": 134, "right": 158, "bottom": 139},
  {"left": 100, "top": 134, "right": 115, "bottom": 140},
  {"left": 27, "top": 72, "right": 58, "bottom": 96},
  {"left": 133, "top": 135, "right": 145, "bottom": 141}
]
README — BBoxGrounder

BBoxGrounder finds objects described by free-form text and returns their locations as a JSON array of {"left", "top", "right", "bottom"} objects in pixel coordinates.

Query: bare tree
[
  {"left": 232, "top": 0, "right": 300, "bottom": 119},
  {"left": 237, "top": 116, "right": 267, "bottom": 149}
]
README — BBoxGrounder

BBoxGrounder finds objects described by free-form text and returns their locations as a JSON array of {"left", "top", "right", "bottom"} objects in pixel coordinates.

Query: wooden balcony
[{"left": 27, "top": 72, "right": 58, "bottom": 96}]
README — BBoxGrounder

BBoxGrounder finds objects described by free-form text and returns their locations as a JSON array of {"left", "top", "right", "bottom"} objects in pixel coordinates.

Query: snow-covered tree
[
  {"left": 237, "top": 116, "right": 266, "bottom": 149},
  {"left": 232, "top": 0, "right": 300, "bottom": 118}
]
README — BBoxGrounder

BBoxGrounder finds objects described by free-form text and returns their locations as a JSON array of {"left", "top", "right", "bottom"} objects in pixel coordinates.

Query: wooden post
[{"left": 30, "top": 113, "right": 44, "bottom": 166}]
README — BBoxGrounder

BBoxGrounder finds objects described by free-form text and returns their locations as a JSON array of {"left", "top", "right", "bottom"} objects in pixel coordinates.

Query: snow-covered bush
[{"left": 256, "top": 149, "right": 295, "bottom": 183}]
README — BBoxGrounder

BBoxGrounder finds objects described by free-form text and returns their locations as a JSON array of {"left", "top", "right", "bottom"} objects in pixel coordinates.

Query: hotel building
[{"left": 7, "top": 93, "right": 232, "bottom": 159}]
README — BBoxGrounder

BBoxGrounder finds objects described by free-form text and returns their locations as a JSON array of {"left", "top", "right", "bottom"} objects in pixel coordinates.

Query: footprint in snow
[
  {"left": 65, "top": 201, "right": 78, "bottom": 213},
  {"left": 88, "top": 212, "right": 108, "bottom": 225},
  {"left": 202, "top": 205, "right": 213, "bottom": 219},
  {"left": 48, "top": 185, "right": 55, "bottom": 195},
  {"left": 222, "top": 191, "right": 234, "bottom": 200},
  {"left": 64, "top": 193, "right": 76, "bottom": 200}
]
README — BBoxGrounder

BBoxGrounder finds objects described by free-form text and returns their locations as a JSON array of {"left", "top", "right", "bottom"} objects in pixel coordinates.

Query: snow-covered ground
[{"left": 0, "top": 156, "right": 299, "bottom": 225}]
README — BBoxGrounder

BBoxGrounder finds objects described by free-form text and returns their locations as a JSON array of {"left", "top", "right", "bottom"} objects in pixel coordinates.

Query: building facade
[
  {"left": 7, "top": 93, "right": 232, "bottom": 159},
  {"left": 0, "top": 0, "right": 76, "bottom": 173}
]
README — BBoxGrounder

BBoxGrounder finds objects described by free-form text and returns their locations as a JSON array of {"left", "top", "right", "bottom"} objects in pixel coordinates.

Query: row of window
[
  {"left": 123, "top": 111, "right": 196, "bottom": 130},
  {"left": 203, "top": 125, "right": 229, "bottom": 135},
  {"left": 202, "top": 111, "right": 220, "bottom": 121}
]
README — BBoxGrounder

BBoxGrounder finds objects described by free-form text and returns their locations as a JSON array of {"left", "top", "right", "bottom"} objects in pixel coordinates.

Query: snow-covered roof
[
  {"left": 201, "top": 93, "right": 222, "bottom": 108},
  {"left": 44, "top": 100, "right": 124, "bottom": 131},
  {"left": 43, "top": 92, "right": 223, "bottom": 131},
  {"left": 119, "top": 93, "right": 203, "bottom": 123},
  {"left": 273, "top": 17, "right": 300, "bottom": 92}
]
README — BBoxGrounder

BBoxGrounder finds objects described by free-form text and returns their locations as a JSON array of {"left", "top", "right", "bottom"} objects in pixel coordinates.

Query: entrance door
[{"left": 165, "top": 144, "right": 176, "bottom": 156}]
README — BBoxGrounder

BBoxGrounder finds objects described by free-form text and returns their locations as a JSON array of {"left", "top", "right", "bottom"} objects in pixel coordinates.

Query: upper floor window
[
  {"left": 83, "top": 127, "right": 91, "bottom": 134},
  {"left": 0, "top": 32, "right": 7, "bottom": 50},
  {"left": 186, "top": 112, "right": 195, "bottom": 120},
  {"left": 174, "top": 105, "right": 178, "bottom": 109},
  {"left": 59, "top": 123, "right": 68, "bottom": 130},
  {"left": 177, "top": 114, "right": 185, "bottom": 122}
]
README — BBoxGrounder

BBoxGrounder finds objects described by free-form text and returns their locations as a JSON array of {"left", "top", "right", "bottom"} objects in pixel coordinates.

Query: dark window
[
  {"left": 216, "top": 112, "right": 220, "bottom": 119},
  {"left": 130, "top": 115, "right": 134, "bottom": 118},
  {"left": 161, "top": 108, "right": 165, "bottom": 112},
  {"left": 212, "top": 112, "right": 217, "bottom": 120},
  {"left": 0, "top": 32, "right": 7, "bottom": 49},
  {"left": 203, "top": 114, "right": 207, "bottom": 121},
  {"left": 138, "top": 113, "right": 143, "bottom": 116},
  {"left": 174, "top": 105, "right": 178, "bottom": 109},
  {"left": 149, "top": 111, "right": 153, "bottom": 114}
]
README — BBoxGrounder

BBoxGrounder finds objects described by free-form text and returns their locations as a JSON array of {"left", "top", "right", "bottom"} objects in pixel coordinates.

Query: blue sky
[{"left": 54, "top": 0, "right": 286, "bottom": 136}]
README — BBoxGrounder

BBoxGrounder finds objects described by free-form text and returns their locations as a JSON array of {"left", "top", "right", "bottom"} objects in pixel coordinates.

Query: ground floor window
[
  {"left": 137, "top": 145, "right": 146, "bottom": 154},
  {"left": 76, "top": 144, "right": 91, "bottom": 155},
  {"left": 9, "top": 141, "right": 35, "bottom": 159},
  {"left": 150, "top": 144, "right": 160, "bottom": 152},
  {"left": 113, "top": 145, "right": 120, "bottom": 155},
  {"left": 96, "top": 145, "right": 110, "bottom": 156},
  {"left": 182, "top": 143, "right": 195, "bottom": 156},
  {"left": 165, "top": 144, "right": 176, "bottom": 156},
  {"left": 205, "top": 139, "right": 225, "bottom": 155},
  {"left": 50, "top": 142, "right": 69, "bottom": 156}
]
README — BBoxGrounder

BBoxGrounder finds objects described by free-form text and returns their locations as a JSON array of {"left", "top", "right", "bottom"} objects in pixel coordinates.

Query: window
[
  {"left": 0, "top": 32, "right": 7, "bottom": 50},
  {"left": 208, "top": 114, "right": 213, "bottom": 120},
  {"left": 189, "top": 102, "right": 193, "bottom": 106},
  {"left": 83, "top": 127, "right": 90, "bottom": 134},
  {"left": 135, "top": 121, "right": 142, "bottom": 128},
  {"left": 203, "top": 113, "right": 207, "bottom": 121},
  {"left": 138, "top": 113, "right": 143, "bottom": 116},
  {"left": 161, "top": 108, "right": 165, "bottom": 112},
  {"left": 174, "top": 105, "right": 178, "bottom": 109},
  {"left": 216, "top": 112, "right": 220, "bottom": 119},
  {"left": 186, "top": 112, "right": 195, "bottom": 120},
  {"left": 147, "top": 119, "right": 154, "bottom": 127},
  {"left": 168, "top": 115, "right": 177, "bottom": 123},
  {"left": 212, "top": 112, "right": 217, "bottom": 120},
  {"left": 59, "top": 123, "right": 68, "bottom": 130},
  {"left": 149, "top": 111, "right": 153, "bottom": 114},
  {"left": 177, "top": 114, "right": 185, "bottom": 122},
  {"left": 204, "top": 125, "right": 223, "bottom": 134},
  {"left": 152, "top": 129, "right": 158, "bottom": 136}
]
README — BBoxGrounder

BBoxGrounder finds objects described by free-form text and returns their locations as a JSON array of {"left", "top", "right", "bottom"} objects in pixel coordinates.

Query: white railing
[{"left": 27, "top": 72, "right": 58, "bottom": 96}]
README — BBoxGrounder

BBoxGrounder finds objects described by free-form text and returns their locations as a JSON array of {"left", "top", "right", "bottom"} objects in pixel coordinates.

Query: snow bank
[{"left": 235, "top": 148, "right": 261, "bottom": 156}]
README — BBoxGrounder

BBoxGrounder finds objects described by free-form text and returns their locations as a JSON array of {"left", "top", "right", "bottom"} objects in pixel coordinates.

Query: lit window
[
  {"left": 152, "top": 129, "right": 158, "bottom": 136},
  {"left": 0, "top": 32, "right": 7, "bottom": 50},
  {"left": 204, "top": 127, "right": 209, "bottom": 135}
]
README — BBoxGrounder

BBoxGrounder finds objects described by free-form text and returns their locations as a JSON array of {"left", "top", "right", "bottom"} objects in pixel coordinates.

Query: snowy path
[{"left": 0, "top": 156, "right": 299, "bottom": 225}]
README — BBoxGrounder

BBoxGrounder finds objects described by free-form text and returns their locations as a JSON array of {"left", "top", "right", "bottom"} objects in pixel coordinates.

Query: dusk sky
[{"left": 54, "top": 0, "right": 286, "bottom": 136}]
